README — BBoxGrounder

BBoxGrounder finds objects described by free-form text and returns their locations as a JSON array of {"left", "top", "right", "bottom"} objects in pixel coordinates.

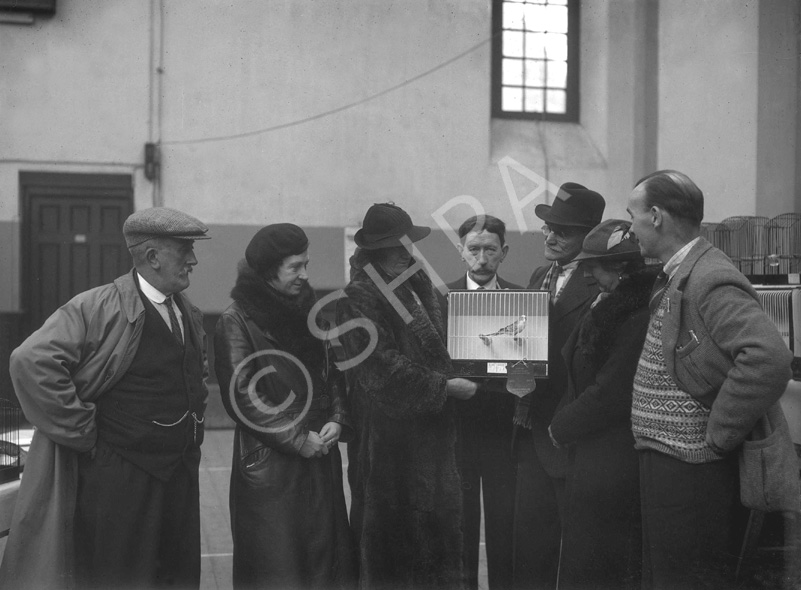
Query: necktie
[
  {"left": 649, "top": 271, "right": 669, "bottom": 314},
  {"left": 164, "top": 296, "right": 184, "bottom": 346},
  {"left": 549, "top": 264, "right": 563, "bottom": 301}
]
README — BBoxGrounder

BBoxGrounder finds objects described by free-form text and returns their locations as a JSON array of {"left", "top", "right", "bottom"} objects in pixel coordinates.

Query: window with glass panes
[{"left": 491, "top": 0, "right": 579, "bottom": 122}]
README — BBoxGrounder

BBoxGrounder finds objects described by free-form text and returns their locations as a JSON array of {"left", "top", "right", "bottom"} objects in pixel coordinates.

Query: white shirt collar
[
  {"left": 466, "top": 273, "right": 499, "bottom": 290},
  {"left": 663, "top": 237, "right": 701, "bottom": 279},
  {"left": 137, "top": 273, "right": 170, "bottom": 304}
]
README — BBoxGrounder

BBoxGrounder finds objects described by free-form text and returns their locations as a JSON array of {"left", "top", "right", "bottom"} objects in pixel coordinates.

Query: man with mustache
[
  {"left": 1, "top": 207, "right": 211, "bottom": 590},
  {"left": 445, "top": 214, "right": 521, "bottom": 590}
]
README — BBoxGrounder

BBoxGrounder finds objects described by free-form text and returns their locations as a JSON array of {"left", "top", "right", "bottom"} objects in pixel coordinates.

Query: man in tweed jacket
[{"left": 627, "top": 170, "right": 792, "bottom": 589}]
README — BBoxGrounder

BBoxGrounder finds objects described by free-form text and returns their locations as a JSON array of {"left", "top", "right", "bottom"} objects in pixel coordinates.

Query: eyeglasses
[{"left": 541, "top": 224, "right": 584, "bottom": 241}]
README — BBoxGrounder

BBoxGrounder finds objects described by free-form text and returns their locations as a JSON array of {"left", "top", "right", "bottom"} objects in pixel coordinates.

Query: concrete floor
[
  {"left": 0, "top": 428, "right": 488, "bottom": 588},
  {"left": 200, "top": 428, "right": 489, "bottom": 590}
]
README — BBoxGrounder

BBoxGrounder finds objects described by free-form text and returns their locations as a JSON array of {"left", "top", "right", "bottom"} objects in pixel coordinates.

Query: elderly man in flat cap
[
  {"left": 0, "top": 207, "right": 211, "bottom": 590},
  {"left": 512, "top": 183, "right": 605, "bottom": 590}
]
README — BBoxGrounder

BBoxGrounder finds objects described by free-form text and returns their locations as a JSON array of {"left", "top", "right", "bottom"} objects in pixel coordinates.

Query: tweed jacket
[
  {"left": 659, "top": 238, "right": 792, "bottom": 452},
  {"left": 0, "top": 270, "right": 207, "bottom": 590}
]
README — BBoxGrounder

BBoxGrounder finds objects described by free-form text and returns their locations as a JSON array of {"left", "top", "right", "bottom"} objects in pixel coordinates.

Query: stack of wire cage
[
  {"left": 766, "top": 213, "right": 801, "bottom": 275},
  {"left": 705, "top": 213, "right": 800, "bottom": 277},
  {"left": 0, "top": 398, "right": 21, "bottom": 484},
  {"left": 717, "top": 216, "right": 770, "bottom": 276}
]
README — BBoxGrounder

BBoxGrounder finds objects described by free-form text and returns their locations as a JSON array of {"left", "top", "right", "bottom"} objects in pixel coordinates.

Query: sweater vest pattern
[{"left": 631, "top": 292, "right": 721, "bottom": 464}]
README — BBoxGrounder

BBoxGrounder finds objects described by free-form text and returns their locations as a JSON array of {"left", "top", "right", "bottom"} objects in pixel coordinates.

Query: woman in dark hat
[
  {"left": 336, "top": 203, "right": 477, "bottom": 589},
  {"left": 214, "top": 223, "right": 356, "bottom": 589},
  {"left": 548, "top": 219, "right": 659, "bottom": 590}
]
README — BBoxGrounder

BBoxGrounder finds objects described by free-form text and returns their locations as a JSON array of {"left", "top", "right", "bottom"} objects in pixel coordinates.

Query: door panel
[{"left": 21, "top": 173, "right": 133, "bottom": 334}]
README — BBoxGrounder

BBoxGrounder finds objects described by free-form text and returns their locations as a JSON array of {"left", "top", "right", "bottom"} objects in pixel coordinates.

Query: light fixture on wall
[{"left": 144, "top": 142, "right": 160, "bottom": 182}]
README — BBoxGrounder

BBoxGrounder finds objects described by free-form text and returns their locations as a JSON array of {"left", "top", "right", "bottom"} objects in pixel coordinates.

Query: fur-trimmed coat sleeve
[{"left": 336, "top": 270, "right": 452, "bottom": 420}]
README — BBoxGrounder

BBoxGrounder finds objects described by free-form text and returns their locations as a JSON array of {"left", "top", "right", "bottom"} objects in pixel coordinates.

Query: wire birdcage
[
  {"left": 699, "top": 222, "right": 718, "bottom": 243},
  {"left": 703, "top": 221, "right": 730, "bottom": 255},
  {"left": 766, "top": 213, "right": 801, "bottom": 274},
  {"left": 0, "top": 399, "right": 21, "bottom": 483},
  {"left": 717, "top": 216, "right": 769, "bottom": 275}
]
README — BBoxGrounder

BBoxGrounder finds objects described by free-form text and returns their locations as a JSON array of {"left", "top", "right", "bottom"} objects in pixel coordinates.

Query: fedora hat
[
  {"left": 574, "top": 219, "right": 642, "bottom": 262},
  {"left": 535, "top": 182, "right": 605, "bottom": 228},
  {"left": 354, "top": 203, "right": 431, "bottom": 250}
]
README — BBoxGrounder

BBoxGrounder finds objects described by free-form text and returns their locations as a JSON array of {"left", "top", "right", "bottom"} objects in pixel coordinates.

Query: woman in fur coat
[
  {"left": 214, "top": 223, "right": 356, "bottom": 589},
  {"left": 548, "top": 220, "right": 658, "bottom": 590},
  {"left": 335, "top": 203, "right": 478, "bottom": 590}
]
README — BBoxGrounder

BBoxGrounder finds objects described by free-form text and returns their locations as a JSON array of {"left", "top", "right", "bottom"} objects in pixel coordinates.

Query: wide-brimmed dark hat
[
  {"left": 574, "top": 219, "right": 642, "bottom": 262},
  {"left": 535, "top": 182, "right": 605, "bottom": 228},
  {"left": 354, "top": 203, "right": 431, "bottom": 250}
]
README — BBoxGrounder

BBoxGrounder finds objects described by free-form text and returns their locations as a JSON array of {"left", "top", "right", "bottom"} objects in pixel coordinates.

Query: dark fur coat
[{"left": 336, "top": 249, "right": 464, "bottom": 590}]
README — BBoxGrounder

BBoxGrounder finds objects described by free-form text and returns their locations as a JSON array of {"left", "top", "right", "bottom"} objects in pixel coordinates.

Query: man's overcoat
[{"left": 0, "top": 270, "right": 207, "bottom": 590}]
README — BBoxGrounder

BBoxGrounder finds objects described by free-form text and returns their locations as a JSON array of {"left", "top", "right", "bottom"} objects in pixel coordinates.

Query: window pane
[
  {"left": 524, "top": 4, "right": 548, "bottom": 32},
  {"left": 503, "top": 58, "right": 524, "bottom": 85},
  {"left": 495, "top": 0, "right": 576, "bottom": 120},
  {"left": 546, "top": 60, "right": 567, "bottom": 88},
  {"left": 524, "top": 88, "right": 545, "bottom": 113},
  {"left": 525, "top": 32, "right": 547, "bottom": 59},
  {"left": 503, "top": 31, "right": 524, "bottom": 57},
  {"left": 503, "top": 3, "right": 525, "bottom": 29},
  {"left": 524, "top": 59, "right": 545, "bottom": 87},
  {"left": 546, "top": 89, "right": 567, "bottom": 114},
  {"left": 544, "top": 5, "right": 568, "bottom": 33},
  {"left": 543, "top": 32, "right": 567, "bottom": 61},
  {"left": 503, "top": 87, "right": 524, "bottom": 111}
]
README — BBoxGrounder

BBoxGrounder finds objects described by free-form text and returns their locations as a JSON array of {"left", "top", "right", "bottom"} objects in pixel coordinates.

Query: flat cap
[{"left": 123, "top": 207, "right": 211, "bottom": 248}]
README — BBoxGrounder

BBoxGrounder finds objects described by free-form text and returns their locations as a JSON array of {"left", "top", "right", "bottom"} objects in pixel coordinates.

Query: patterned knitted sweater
[{"left": 631, "top": 290, "right": 722, "bottom": 463}]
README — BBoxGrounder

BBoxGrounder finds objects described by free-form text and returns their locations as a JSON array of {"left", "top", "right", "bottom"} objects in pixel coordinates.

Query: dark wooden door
[{"left": 21, "top": 172, "right": 133, "bottom": 334}]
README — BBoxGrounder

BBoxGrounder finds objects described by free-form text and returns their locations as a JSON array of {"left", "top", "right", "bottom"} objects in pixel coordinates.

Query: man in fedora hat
[
  {"left": 512, "top": 183, "right": 605, "bottom": 589},
  {"left": 1, "top": 207, "right": 211, "bottom": 590}
]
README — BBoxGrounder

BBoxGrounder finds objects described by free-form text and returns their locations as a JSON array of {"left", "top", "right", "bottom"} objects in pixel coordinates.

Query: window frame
[{"left": 491, "top": 0, "right": 580, "bottom": 123}]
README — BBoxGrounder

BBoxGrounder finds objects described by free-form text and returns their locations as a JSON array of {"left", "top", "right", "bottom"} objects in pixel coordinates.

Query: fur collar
[
  {"left": 348, "top": 249, "right": 451, "bottom": 372},
  {"left": 578, "top": 266, "right": 659, "bottom": 362},
  {"left": 230, "top": 260, "right": 325, "bottom": 368}
]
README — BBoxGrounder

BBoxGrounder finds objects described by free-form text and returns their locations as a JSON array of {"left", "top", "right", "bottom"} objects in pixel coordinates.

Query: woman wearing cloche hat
[
  {"left": 336, "top": 203, "right": 477, "bottom": 589},
  {"left": 547, "top": 219, "right": 659, "bottom": 590},
  {"left": 214, "top": 223, "right": 356, "bottom": 589}
]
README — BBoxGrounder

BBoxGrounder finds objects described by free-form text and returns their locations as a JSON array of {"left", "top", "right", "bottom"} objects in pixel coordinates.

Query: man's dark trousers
[{"left": 458, "top": 389, "right": 517, "bottom": 590}]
